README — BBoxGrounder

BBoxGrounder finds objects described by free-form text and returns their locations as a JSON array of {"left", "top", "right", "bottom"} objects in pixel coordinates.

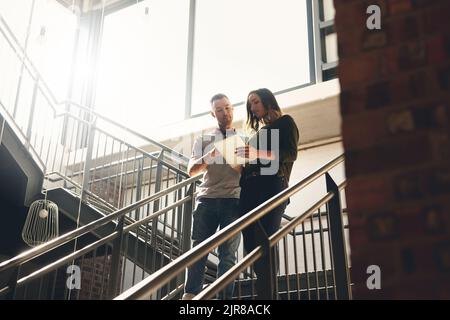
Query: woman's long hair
[{"left": 246, "top": 88, "right": 282, "bottom": 131}]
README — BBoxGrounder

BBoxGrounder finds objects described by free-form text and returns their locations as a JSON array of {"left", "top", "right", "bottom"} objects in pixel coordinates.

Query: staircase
[{"left": 0, "top": 12, "right": 205, "bottom": 299}]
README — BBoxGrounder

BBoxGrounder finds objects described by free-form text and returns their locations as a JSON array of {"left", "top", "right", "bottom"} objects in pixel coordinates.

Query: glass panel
[
  {"left": 322, "top": 0, "right": 335, "bottom": 22},
  {"left": 191, "top": 0, "right": 311, "bottom": 115},
  {"left": 0, "top": 33, "right": 22, "bottom": 114},
  {"left": 0, "top": 0, "right": 33, "bottom": 46},
  {"left": 325, "top": 33, "right": 338, "bottom": 63},
  {"left": 26, "top": 0, "right": 78, "bottom": 101},
  {"left": 0, "top": 0, "right": 33, "bottom": 113},
  {"left": 95, "top": 0, "right": 189, "bottom": 133}
]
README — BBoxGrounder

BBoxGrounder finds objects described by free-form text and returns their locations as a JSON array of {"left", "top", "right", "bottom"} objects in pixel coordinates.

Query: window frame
[{"left": 41, "top": 0, "right": 339, "bottom": 121}]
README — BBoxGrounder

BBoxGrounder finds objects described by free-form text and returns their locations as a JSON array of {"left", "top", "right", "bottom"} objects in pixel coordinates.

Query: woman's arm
[
  {"left": 235, "top": 115, "right": 299, "bottom": 163},
  {"left": 235, "top": 145, "right": 275, "bottom": 162},
  {"left": 277, "top": 115, "right": 299, "bottom": 163}
]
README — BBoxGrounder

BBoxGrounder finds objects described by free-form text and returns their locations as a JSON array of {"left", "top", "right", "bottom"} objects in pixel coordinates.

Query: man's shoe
[{"left": 181, "top": 293, "right": 196, "bottom": 300}]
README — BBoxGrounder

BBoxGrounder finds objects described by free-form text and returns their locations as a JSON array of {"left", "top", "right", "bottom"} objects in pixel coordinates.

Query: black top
[{"left": 242, "top": 114, "right": 299, "bottom": 185}]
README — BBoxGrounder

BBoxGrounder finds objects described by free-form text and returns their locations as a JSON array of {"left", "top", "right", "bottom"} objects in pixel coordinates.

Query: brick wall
[
  {"left": 90, "top": 172, "right": 122, "bottom": 208},
  {"left": 334, "top": 0, "right": 450, "bottom": 298},
  {"left": 78, "top": 254, "right": 122, "bottom": 300}
]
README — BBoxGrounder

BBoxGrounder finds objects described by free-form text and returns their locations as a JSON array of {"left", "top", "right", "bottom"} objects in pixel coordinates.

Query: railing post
[
  {"left": 107, "top": 215, "right": 125, "bottom": 299},
  {"left": 25, "top": 77, "right": 39, "bottom": 151},
  {"left": 181, "top": 183, "right": 195, "bottom": 254},
  {"left": 149, "top": 152, "right": 164, "bottom": 299},
  {"left": 81, "top": 117, "right": 96, "bottom": 200},
  {"left": 176, "top": 183, "right": 195, "bottom": 291},
  {"left": 176, "top": 175, "right": 184, "bottom": 244},
  {"left": 0, "top": 116, "right": 5, "bottom": 144},
  {"left": 151, "top": 152, "right": 164, "bottom": 249},
  {"left": 135, "top": 159, "right": 143, "bottom": 220},
  {"left": 254, "top": 223, "right": 277, "bottom": 300},
  {"left": 5, "top": 265, "right": 21, "bottom": 300},
  {"left": 325, "top": 172, "right": 350, "bottom": 300}
]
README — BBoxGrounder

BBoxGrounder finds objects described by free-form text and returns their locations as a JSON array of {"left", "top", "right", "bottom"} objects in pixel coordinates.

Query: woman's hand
[
  {"left": 235, "top": 145, "right": 258, "bottom": 162},
  {"left": 235, "top": 146, "right": 275, "bottom": 162}
]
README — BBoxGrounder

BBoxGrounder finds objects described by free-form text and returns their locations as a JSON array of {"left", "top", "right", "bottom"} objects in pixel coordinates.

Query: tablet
[{"left": 214, "top": 135, "right": 247, "bottom": 166}]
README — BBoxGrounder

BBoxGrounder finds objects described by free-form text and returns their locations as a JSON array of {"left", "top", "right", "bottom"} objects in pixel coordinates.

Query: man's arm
[
  {"left": 230, "top": 164, "right": 242, "bottom": 174},
  {"left": 187, "top": 148, "right": 217, "bottom": 177}
]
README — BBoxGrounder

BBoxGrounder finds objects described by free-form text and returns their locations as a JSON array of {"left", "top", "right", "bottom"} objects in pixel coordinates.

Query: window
[
  {"left": 27, "top": 0, "right": 78, "bottom": 100},
  {"left": 0, "top": 0, "right": 77, "bottom": 126},
  {"left": 1, "top": 0, "right": 337, "bottom": 132},
  {"left": 94, "top": 0, "right": 190, "bottom": 134},
  {"left": 0, "top": 0, "right": 33, "bottom": 115},
  {"left": 0, "top": 0, "right": 33, "bottom": 46},
  {"left": 191, "top": 0, "right": 311, "bottom": 115},
  {"left": 316, "top": 0, "right": 338, "bottom": 81}
]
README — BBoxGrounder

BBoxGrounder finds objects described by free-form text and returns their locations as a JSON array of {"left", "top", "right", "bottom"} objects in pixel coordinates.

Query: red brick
[
  {"left": 386, "top": 14, "right": 421, "bottom": 43},
  {"left": 422, "top": 3, "right": 450, "bottom": 35},
  {"left": 345, "top": 133, "right": 433, "bottom": 177},
  {"left": 335, "top": 0, "right": 450, "bottom": 300},
  {"left": 388, "top": 0, "right": 413, "bottom": 15},
  {"left": 345, "top": 174, "right": 394, "bottom": 212},
  {"left": 350, "top": 244, "right": 400, "bottom": 285},
  {"left": 334, "top": 1, "right": 367, "bottom": 32},
  {"left": 339, "top": 52, "right": 382, "bottom": 87},
  {"left": 427, "top": 35, "right": 449, "bottom": 65}
]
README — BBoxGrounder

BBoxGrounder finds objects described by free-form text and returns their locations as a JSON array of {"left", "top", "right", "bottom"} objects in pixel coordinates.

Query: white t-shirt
[{"left": 191, "top": 128, "right": 241, "bottom": 200}]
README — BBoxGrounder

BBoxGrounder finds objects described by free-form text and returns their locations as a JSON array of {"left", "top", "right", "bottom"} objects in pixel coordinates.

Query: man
[{"left": 182, "top": 93, "right": 241, "bottom": 300}]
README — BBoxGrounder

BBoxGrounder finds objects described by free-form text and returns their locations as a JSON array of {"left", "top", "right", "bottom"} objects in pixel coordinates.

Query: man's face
[{"left": 211, "top": 97, "right": 233, "bottom": 128}]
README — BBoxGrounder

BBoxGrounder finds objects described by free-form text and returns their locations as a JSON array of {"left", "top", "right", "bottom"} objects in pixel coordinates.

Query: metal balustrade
[
  {"left": 116, "top": 155, "right": 351, "bottom": 300},
  {"left": 0, "top": 13, "right": 203, "bottom": 300},
  {"left": 0, "top": 176, "right": 200, "bottom": 300},
  {"left": 0, "top": 11, "right": 191, "bottom": 233}
]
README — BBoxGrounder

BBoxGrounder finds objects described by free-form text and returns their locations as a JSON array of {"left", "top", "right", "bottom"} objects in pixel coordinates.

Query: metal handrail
[
  {"left": 44, "top": 171, "right": 197, "bottom": 242},
  {"left": 0, "top": 100, "right": 46, "bottom": 171},
  {"left": 93, "top": 126, "right": 187, "bottom": 176},
  {"left": 0, "top": 15, "right": 58, "bottom": 113},
  {"left": 44, "top": 171, "right": 117, "bottom": 212},
  {"left": 281, "top": 208, "right": 349, "bottom": 237},
  {"left": 0, "top": 174, "right": 201, "bottom": 273},
  {"left": 115, "top": 154, "right": 345, "bottom": 300},
  {"left": 194, "top": 185, "right": 344, "bottom": 300},
  {"left": 64, "top": 101, "right": 189, "bottom": 163},
  {"left": 8, "top": 195, "right": 192, "bottom": 291}
]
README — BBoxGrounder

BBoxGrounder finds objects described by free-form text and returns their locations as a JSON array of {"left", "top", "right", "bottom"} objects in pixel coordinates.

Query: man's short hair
[{"left": 210, "top": 93, "right": 229, "bottom": 105}]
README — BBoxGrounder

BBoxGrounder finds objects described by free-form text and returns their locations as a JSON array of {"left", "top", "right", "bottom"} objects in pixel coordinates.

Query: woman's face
[{"left": 248, "top": 93, "right": 266, "bottom": 120}]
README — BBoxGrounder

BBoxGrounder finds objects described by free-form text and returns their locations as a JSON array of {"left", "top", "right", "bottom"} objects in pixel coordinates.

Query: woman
[{"left": 235, "top": 88, "right": 299, "bottom": 299}]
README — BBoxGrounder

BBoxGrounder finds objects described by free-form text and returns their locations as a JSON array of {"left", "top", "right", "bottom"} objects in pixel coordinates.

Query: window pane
[
  {"left": 0, "top": 0, "right": 33, "bottom": 113},
  {"left": 0, "top": 0, "right": 33, "bottom": 46},
  {"left": 0, "top": 0, "right": 76, "bottom": 116},
  {"left": 191, "top": 0, "right": 311, "bottom": 115},
  {"left": 322, "top": 0, "right": 336, "bottom": 21},
  {"left": 27, "top": 0, "right": 78, "bottom": 100},
  {"left": 95, "top": 0, "right": 189, "bottom": 134},
  {"left": 325, "top": 33, "right": 338, "bottom": 63}
]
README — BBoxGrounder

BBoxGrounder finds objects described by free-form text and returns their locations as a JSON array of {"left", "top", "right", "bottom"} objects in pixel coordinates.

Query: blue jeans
[{"left": 184, "top": 198, "right": 241, "bottom": 299}]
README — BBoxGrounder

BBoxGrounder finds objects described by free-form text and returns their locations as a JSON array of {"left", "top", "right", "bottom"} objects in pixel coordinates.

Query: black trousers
[{"left": 240, "top": 175, "right": 288, "bottom": 299}]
